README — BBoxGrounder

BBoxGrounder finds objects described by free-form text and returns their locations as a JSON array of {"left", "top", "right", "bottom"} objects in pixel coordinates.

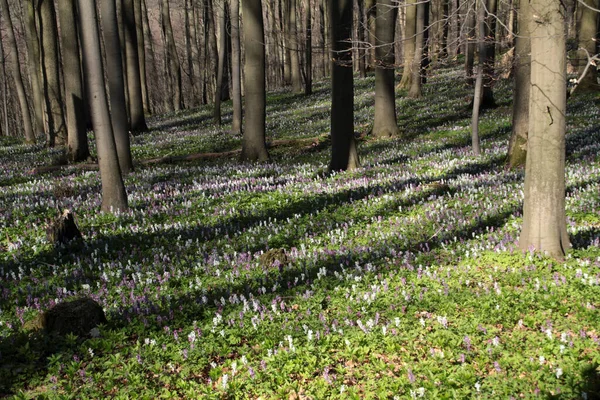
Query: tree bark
[
  {"left": 470, "top": 0, "right": 485, "bottom": 156},
  {"left": 574, "top": 0, "right": 599, "bottom": 92},
  {"left": 23, "top": 0, "right": 45, "bottom": 137},
  {"left": 372, "top": 0, "right": 398, "bottom": 138},
  {"left": 38, "top": 0, "right": 67, "bottom": 147},
  {"left": 465, "top": 0, "right": 476, "bottom": 83},
  {"left": 304, "top": 0, "right": 313, "bottom": 94},
  {"left": 506, "top": 0, "right": 530, "bottom": 169},
  {"left": 101, "top": 0, "right": 134, "bottom": 174},
  {"left": 231, "top": 0, "right": 243, "bottom": 134},
  {"left": 0, "top": 0, "right": 35, "bottom": 143},
  {"left": 329, "top": 0, "right": 359, "bottom": 171},
  {"left": 289, "top": 0, "right": 302, "bottom": 92},
  {"left": 364, "top": 0, "right": 376, "bottom": 70},
  {"left": 77, "top": 0, "right": 128, "bottom": 213},
  {"left": 161, "top": 0, "right": 183, "bottom": 111},
  {"left": 480, "top": 0, "right": 497, "bottom": 108},
  {"left": 214, "top": 0, "right": 227, "bottom": 124},
  {"left": 57, "top": 0, "right": 89, "bottom": 161},
  {"left": 519, "top": 0, "right": 570, "bottom": 259},
  {"left": 123, "top": 0, "right": 148, "bottom": 132},
  {"left": 408, "top": 0, "right": 427, "bottom": 98},
  {"left": 356, "top": 0, "right": 367, "bottom": 78},
  {"left": 241, "top": 0, "right": 269, "bottom": 161},
  {"left": 134, "top": 0, "right": 151, "bottom": 114},
  {"left": 399, "top": 0, "right": 416, "bottom": 90}
]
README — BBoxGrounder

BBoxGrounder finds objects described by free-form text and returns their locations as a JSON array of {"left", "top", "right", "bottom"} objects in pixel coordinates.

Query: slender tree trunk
[
  {"left": 356, "top": 0, "right": 366, "bottom": 78},
  {"left": 123, "top": 0, "right": 148, "bottom": 132},
  {"left": 241, "top": 0, "right": 269, "bottom": 161},
  {"left": 117, "top": 0, "right": 130, "bottom": 116},
  {"left": 38, "top": 0, "right": 67, "bottom": 147},
  {"left": 364, "top": 0, "right": 376, "bottom": 70},
  {"left": 289, "top": 0, "right": 302, "bottom": 92},
  {"left": 161, "top": 0, "right": 183, "bottom": 111},
  {"left": 133, "top": 0, "right": 151, "bottom": 114},
  {"left": 329, "top": 0, "right": 359, "bottom": 171},
  {"left": 470, "top": 0, "right": 485, "bottom": 156},
  {"left": 465, "top": 0, "right": 476, "bottom": 83},
  {"left": 23, "top": 0, "right": 45, "bottom": 137},
  {"left": 519, "top": 0, "right": 570, "bottom": 259},
  {"left": 0, "top": 38, "right": 9, "bottom": 137},
  {"left": 399, "top": 0, "right": 416, "bottom": 90},
  {"left": 142, "top": 0, "right": 156, "bottom": 111},
  {"left": 304, "top": 0, "right": 313, "bottom": 94},
  {"left": 184, "top": 0, "right": 195, "bottom": 107},
  {"left": 373, "top": 0, "right": 398, "bottom": 138},
  {"left": 77, "top": 0, "right": 128, "bottom": 213},
  {"left": 231, "top": 0, "right": 243, "bottom": 134},
  {"left": 441, "top": 0, "right": 449, "bottom": 58},
  {"left": 0, "top": 0, "right": 35, "bottom": 143},
  {"left": 408, "top": 0, "right": 426, "bottom": 98},
  {"left": 506, "top": 0, "right": 530, "bottom": 169},
  {"left": 214, "top": 0, "right": 227, "bottom": 124},
  {"left": 101, "top": 0, "right": 134, "bottom": 174},
  {"left": 320, "top": 2, "right": 327, "bottom": 77},
  {"left": 574, "top": 0, "right": 599, "bottom": 92},
  {"left": 480, "top": 0, "right": 497, "bottom": 108},
  {"left": 57, "top": 0, "right": 89, "bottom": 161}
]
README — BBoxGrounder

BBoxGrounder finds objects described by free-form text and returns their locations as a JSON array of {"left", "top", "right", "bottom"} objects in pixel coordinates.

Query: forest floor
[{"left": 1, "top": 67, "right": 600, "bottom": 399}]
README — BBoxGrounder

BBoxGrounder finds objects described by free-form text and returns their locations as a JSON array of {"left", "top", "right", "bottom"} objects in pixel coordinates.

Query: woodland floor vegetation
[{"left": 1, "top": 66, "right": 600, "bottom": 398}]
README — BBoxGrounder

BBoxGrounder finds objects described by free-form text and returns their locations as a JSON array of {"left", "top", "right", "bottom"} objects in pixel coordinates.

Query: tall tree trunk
[
  {"left": 408, "top": 0, "right": 426, "bottom": 98},
  {"left": 38, "top": 0, "right": 67, "bottom": 147},
  {"left": 184, "top": 0, "right": 196, "bottom": 107},
  {"left": 142, "top": 0, "right": 156, "bottom": 111},
  {"left": 101, "top": 0, "right": 134, "bottom": 174},
  {"left": 506, "top": 0, "right": 530, "bottom": 169},
  {"left": 77, "top": 0, "right": 128, "bottom": 213},
  {"left": 304, "top": 0, "right": 313, "bottom": 94},
  {"left": 23, "top": 0, "right": 45, "bottom": 137},
  {"left": 319, "top": 2, "right": 327, "bottom": 77},
  {"left": 441, "top": 0, "right": 449, "bottom": 58},
  {"left": 241, "top": 0, "right": 269, "bottom": 161},
  {"left": 356, "top": 0, "right": 366, "bottom": 78},
  {"left": 231, "top": 0, "right": 242, "bottom": 134},
  {"left": 289, "top": 0, "right": 302, "bottom": 92},
  {"left": 574, "top": 0, "right": 599, "bottom": 92},
  {"left": 57, "top": 0, "right": 89, "bottom": 161},
  {"left": 283, "top": 0, "right": 292, "bottom": 84},
  {"left": 364, "top": 0, "right": 376, "bottom": 70},
  {"left": 214, "top": 0, "right": 227, "bottom": 124},
  {"left": 123, "top": 0, "right": 148, "bottom": 133},
  {"left": 134, "top": 0, "right": 151, "bottom": 114},
  {"left": 470, "top": 0, "right": 485, "bottom": 156},
  {"left": 519, "top": 0, "right": 570, "bottom": 259},
  {"left": 480, "top": 0, "right": 497, "bottom": 108},
  {"left": 399, "top": 0, "right": 416, "bottom": 90},
  {"left": 0, "top": 0, "right": 35, "bottom": 143},
  {"left": 465, "top": 0, "right": 476, "bottom": 83},
  {"left": 329, "top": 0, "right": 359, "bottom": 171},
  {"left": 161, "top": 0, "right": 183, "bottom": 111},
  {"left": 0, "top": 37, "right": 9, "bottom": 136},
  {"left": 372, "top": 0, "right": 398, "bottom": 138}
]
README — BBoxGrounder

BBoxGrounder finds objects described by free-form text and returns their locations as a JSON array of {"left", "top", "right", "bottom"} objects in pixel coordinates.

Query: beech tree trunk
[
  {"left": 161, "top": 0, "right": 183, "bottom": 111},
  {"left": 101, "top": 0, "right": 134, "bottom": 174},
  {"left": 231, "top": 0, "right": 243, "bottom": 134},
  {"left": 372, "top": 0, "right": 398, "bottom": 138},
  {"left": 399, "top": 0, "right": 416, "bottom": 90},
  {"left": 38, "top": 0, "right": 67, "bottom": 147},
  {"left": 123, "top": 0, "right": 148, "bottom": 133},
  {"left": 470, "top": 0, "right": 485, "bottom": 156},
  {"left": 408, "top": 0, "right": 427, "bottom": 98},
  {"left": 304, "top": 0, "right": 313, "bottom": 94},
  {"left": 23, "top": 0, "right": 45, "bottom": 137},
  {"left": 329, "top": 0, "right": 359, "bottom": 171},
  {"left": 506, "top": 0, "right": 530, "bottom": 169},
  {"left": 574, "top": 0, "right": 599, "bottom": 92},
  {"left": 519, "top": 0, "right": 570, "bottom": 259},
  {"left": 57, "top": 0, "right": 89, "bottom": 161},
  {"left": 241, "top": 0, "right": 269, "bottom": 161},
  {"left": 480, "top": 0, "right": 497, "bottom": 108},
  {"left": 289, "top": 0, "right": 302, "bottom": 92},
  {"left": 77, "top": 0, "right": 128, "bottom": 213},
  {"left": 214, "top": 0, "right": 227, "bottom": 124},
  {"left": 0, "top": 0, "right": 35, "bottom": 143},
  {"left": 134, "top": 0, "right": 151, "bottom": 114},
  {"left": 465, "top": 0, "right": 476, "bottom": 83}
]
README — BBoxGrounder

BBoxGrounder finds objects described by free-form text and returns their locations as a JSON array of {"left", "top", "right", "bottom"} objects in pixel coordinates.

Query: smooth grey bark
[
  {"left": 0, "top": 0, "right": 35, "bottom": 143},
  {"left": 0, "top": 28, "right": 9, "bottom": 136},
  {"left": 289, "top": 0, "right": 302, "bottom": 92},
  {"left": 356, "top": 0, "right": 366, "bottom": 78},
  {"left": 241, "top": 0, "right": 269, "bottom": 161},
  {"left": 470, "top": 0, "right": 485, "bottom": 156},
  {"left": 231, "top": 0, "right": 242, "bottom": 134},
  {"left": 38, "top": 0, "right": 67, "bottom": 147},
  {"left": 465, "top": 0, "right": 476, "bottom": 83},
  {"left": 399, "top": 0, "right": 416, "bottom": 90},
  {"left": 57, "top": 0, "right": 89, "bottom": 161},
  {"left": 365, "top": 0, "right": 376, "bottom": 69},
  {"left": 372, "top": 0, "right": 398, "bottom": 138},
  {"left": 506, "top": 0, "right": 530, "bottom": 169},
  {"left": 123, "top": 0, "right": 148, "bottom": 132},
  {"left": 161, "top": 0, "right": 183, "bottom": 111},
  {"left": 480, "top": 0, "right": 497, "bottom": 108},
  {"left": 408, "top": 0, "right": 426, "bottom": 98},
  {"left": 141, "top": 0, "right": 156, "bottom": 111},
  {"left": 574, "top": 0, "right": 599, "bottom": 92},
  {"left": 519, "top": 0, "right": 570, "bottom": 259},
  {"left": 134, "top": 0, "right": 150, "bottom": 114},
  {"left": 304, "top": 0, "right": 313, "bottom": 94},
  {"left": 23, "top": 0, "right": 45, "bottom": 137},
  {"left": 214, "top": 0, "right": 227, "bottom": 124},
  {"left": 100, "top": 0, "right": 134, "bottom": 174},
  {"left": 184, "top": 0, "right": 196, "bottom": 107},
  {"left": 77, "top": 0, "right": 128, "bottom": 213},
  {"left": 329, "top": 0, "right": 359, "bottom": 171}
]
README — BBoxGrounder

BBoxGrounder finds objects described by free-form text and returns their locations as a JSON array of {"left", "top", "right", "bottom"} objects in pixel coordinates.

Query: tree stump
[{"left": 46, "top": 209, "right": 82, "bottom": 246}]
